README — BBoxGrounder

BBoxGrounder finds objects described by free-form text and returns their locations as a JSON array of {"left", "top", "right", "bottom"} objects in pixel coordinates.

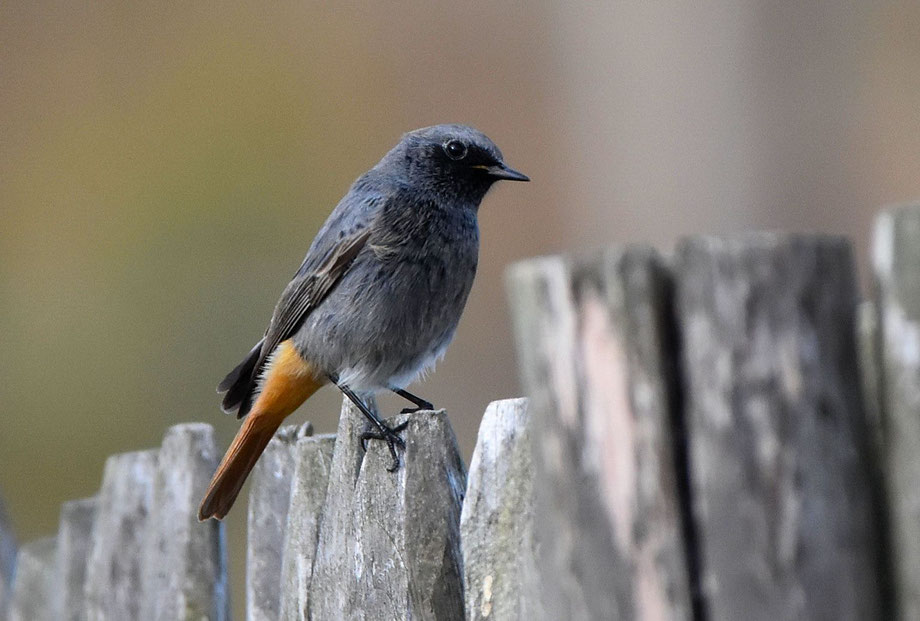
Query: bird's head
[{"left": 384, "top": 124, "right": 528, "bottom": 203}]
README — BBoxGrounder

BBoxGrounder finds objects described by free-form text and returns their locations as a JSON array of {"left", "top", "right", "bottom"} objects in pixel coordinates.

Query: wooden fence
[{"left": 3, "top": 204, "right": 920, "bottom": 620}]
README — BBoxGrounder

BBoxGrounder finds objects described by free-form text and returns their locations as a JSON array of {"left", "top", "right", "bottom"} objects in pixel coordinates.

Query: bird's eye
[{"left": 444, "top": 140, "right": 468, "bottom": 160}]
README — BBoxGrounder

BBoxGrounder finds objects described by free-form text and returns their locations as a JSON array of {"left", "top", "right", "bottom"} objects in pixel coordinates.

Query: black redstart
[{"left": 198, "top": 124, "right": 528, "bottom": 520}]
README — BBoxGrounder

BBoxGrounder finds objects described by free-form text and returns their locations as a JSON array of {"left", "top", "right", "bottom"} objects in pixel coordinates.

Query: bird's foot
[
  {"left": 400, "top": 399, "right": 433, "bottom": 414},
  {"left": 360, "top": 420, "right": 410, "bottom": 472}
]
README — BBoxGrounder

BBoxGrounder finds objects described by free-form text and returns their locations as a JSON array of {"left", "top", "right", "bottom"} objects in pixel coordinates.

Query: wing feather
[
  {"left": 258, "top": 227, "right": 371, "bottom": 369},
  {"left": 219, "top": 175, "right": 388, "bottom": 419},
  {"left": 230, "top": 228, "right": 371, "bottom": 418}
]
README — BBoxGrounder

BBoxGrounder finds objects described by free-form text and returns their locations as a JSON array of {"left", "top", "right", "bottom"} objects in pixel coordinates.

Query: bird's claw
[
  {"left": 399, "top": 399, "right": 433, "bottom": 414},
  {"left": 360, "top": 420, "right": 410, "bottom": 471}
]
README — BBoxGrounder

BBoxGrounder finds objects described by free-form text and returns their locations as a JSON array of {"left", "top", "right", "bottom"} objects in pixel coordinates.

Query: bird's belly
[{"left": 293, "top": 246, "right": 476, "bottom": 393}]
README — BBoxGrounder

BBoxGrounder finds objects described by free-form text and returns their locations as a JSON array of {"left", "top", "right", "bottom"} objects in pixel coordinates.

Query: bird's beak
[{"left": 474, "top": 162, "right": 530, "bottom": 182}]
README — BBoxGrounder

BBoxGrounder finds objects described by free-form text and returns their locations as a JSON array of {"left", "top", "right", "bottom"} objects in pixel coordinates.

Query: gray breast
[{"left": 293, "top": 205, "right": 480, "bottom": 394}]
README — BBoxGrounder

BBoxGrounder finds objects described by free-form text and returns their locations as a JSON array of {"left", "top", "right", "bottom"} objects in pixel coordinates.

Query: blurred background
[{"left": 1, "top": 2, "right": 918, "bottom": 616}]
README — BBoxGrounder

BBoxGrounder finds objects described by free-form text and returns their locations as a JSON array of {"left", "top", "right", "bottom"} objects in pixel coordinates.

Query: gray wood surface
[
  {"left": 857, "top": 300, "right": 885, "bottom": 457},
  {"left": 247, "top": 422, "right": 312, "bottom": 621},
  {"left": 460, "top": 398, "right": 538, "bottom": 621},
  {"left": 352, "top": 410, "right": 465, "bottom": 620},
  {"left": 675, "top": 235, "right": 883, "bottom": 620},
  {"left": 84, "top": 449, "right": 158, "bottom": 621},
  {"left": 8, "top": 537, "right": 56, "bottom": 621},
  {"left": 278, "top": 433, "right": 336, "bottom": 621},
  {"left": 5, "top": 424, "right": 232, "bottom": 621},
  {"left": 856, "top": 299, "right": 891, "bottom": 606},
  {"left": 308, "top": 400, "right": 367, "bottom": 620},
  {"left": 52, "top": 497, "right": 97, "bottom": 621},
  {"left": 874, "top": 205, "right": 920, "bottom": 620},
  {"left": 310, "top": 401, "right": 467, "bottom": 621},
  {"left": 0, "top": 494, "right": 15, "bottom": 620},
  {"left": 142, "top": 423, "right": 229, "bottom": 621},
  {"left": 507, "top": 247, "right": 693, "bottom": 621}
]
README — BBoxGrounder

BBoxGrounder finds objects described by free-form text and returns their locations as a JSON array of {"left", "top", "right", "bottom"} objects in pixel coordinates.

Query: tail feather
[
  {"left": 198, "top": 412, "right": 283, "bottom": 521},
  {"left": 204, "top": 339, "right": 324, "bottom": 520},
  {"left": 218, "top": 339, "right": 263, "bottom": 416}
]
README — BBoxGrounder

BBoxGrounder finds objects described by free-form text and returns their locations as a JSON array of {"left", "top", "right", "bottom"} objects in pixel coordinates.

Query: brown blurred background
[{"left": 1, "top": 2, "right": 917, "bottom": 617}]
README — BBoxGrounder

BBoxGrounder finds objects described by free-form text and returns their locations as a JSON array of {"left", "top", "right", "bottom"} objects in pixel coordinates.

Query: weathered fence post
[
  {"left": 247, "top": 422, "right": 312, "bottom": 621},
  {"left": 675, "top": 235, "right": 883, "bottom": 620},
  {"left": 8, "top": 537, "right": 56, "bottom": 621},
  {"left": 309, "top": 401, "right": 467, "bottom": 620},
  {"left": 0, "top": 494, "right": 16, "bottom": 619},
  {"left": 279, "top": 434, "right": 336, "bottom": 621},
  {"left": 52, "top": 497, "right": 97, "bottom": 621},
  {"left": 874, "top": 205, "right": 920, "bottom": 619},
  {"left": 857, "top": 301, "right": 885, "bottom": 456},
  {"left": 85, "top": 450, "right": 158, "bottom": 621},
  {"left": 142, "top": 424, "right": 229, "bottom": 621},
  {"left": 507, "top": 247, "right": 694, "bottom": 620},
  {"left": 308, "top": 400, "right": 367, "bottom": 619},
  {"left": 80, "top": 424, "right": 228, "bottom": 621},
  {"left": 460, "top": 398, "right": 538, "bottom": 621},
  {"left": 353, "top": 410, "right": 465, "bottom": 619}
]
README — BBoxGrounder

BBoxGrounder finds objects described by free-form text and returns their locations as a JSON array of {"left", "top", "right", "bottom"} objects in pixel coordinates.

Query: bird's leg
[
  {"left": 333, "top": 380, "right": 408, "bottom": 472},
  {"left": 391, "top": 387, "right": 434, "bottom": 414}
]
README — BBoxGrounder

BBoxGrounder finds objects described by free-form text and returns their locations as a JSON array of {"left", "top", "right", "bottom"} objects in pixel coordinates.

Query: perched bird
[{"left": 198, "top": 124, "right": 528, "bottom": 521}]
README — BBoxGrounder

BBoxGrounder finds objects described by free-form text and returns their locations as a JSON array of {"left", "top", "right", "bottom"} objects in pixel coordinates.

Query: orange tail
[
  {"left": 199, "top": 340, "right": 325, "bottom": 521},
  {"left": 198, "top": 413, "right": 284, "bottom": 520}
]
